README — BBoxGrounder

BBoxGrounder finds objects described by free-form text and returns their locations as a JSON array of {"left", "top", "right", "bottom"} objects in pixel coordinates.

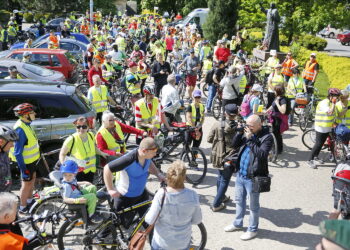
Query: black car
[{"left": 45, "top": 18, "right": 78, "bottom": 32}]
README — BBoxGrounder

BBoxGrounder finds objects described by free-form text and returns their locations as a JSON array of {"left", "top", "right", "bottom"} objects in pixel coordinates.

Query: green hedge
[
  {"left": 295, "top": 34, "right": 328, "bottom": 51},
  {"left": 0, "top": 10, "right": 11, "bottom": 24},
  {"left": 23, "top": 12, "right": 34, "bottom": 23}
]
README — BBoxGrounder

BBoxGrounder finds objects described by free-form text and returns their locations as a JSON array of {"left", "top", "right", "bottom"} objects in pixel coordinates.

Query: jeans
[
  {"left": 309, "top": 131, "right": 329, "bottom": 161},
  {"left": 206, "top": 84, "right": 217, "bottom": 111},
  {"left": 233, "top": 174, "right": 260, "bottom": 232},
  {"left": 213, "top": 167, "right": 234, "bottom": 208},
  {"left": 288, "top": 98, "right": 296, "bottom": 124}
]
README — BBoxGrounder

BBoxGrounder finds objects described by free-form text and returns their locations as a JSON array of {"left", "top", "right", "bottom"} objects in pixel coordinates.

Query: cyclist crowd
[{"left": 0, "top": 9, "right": 350, "bottom": 250}]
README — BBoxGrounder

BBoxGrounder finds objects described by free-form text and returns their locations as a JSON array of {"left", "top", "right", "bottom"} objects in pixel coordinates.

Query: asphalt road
[{"left": 323, "top": 37, "right": 350, "bottom": 57}]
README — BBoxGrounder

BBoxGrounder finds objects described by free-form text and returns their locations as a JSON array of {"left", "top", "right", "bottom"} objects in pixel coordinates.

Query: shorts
[
  {"left": 22, "top": 162, "right": 38, "bottom": 182},
  {"left": 186, "top": 75, "right": 197, "bottom": 87}
]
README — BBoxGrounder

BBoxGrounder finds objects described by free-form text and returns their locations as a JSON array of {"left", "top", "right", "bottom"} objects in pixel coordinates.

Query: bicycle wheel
[
  {"left": 211, "top": 95, "right": 222, "bottom": 120},
  {"left": 298, "top": 109, "right": 309, "bottom": 132},
  {"left": 148, "top": 222, "right": 207, "bottom": 250},
  {"left": 76, "top": 83, "right": 90, "bottom": 97},
  {"left": 302, "top": 129, "right": 317, "bottom": 150},
  {"left": 268, "top": 133, "right": 278, "bottom": 163},
  {"left": 181, "top": 147, "right": 207, "bottom": 185},
  {"left": 333, "top": 139, "right": 347, "bottom": 164},
  {"left": 57, "top": 215, "right": 117, "bottom": 250},
  {"left": 202, "top": 82, "right": 208, "bottom": 98},
  {"left": 177, "top": 81, "right": 186, "bottom": 100}
]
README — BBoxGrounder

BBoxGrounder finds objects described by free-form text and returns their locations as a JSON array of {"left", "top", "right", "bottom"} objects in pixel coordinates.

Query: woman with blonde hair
[{"left": 145, "top": 161, "right": 202, "bottom": 250}]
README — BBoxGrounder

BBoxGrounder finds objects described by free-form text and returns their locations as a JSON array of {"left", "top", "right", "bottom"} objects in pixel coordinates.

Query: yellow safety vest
[
  {"left": 97, "top": 122, "right": 126, "bottom": 153},
  {"left": 7, "top": 26, "right": 16, "bottom": 37},
  {"left": 102, "top": 62, "right": 114, "bottom": 80},
  {"left": 201, "top": 46, "right": 211, "bottom": 59},
  {"left": 315, "top": 99, "right": 335, "bottom": 129},
  {"left": 126, "top": 73, "right": 141, "bottom": 95},
  {"left": 269, "top": 74, "right": 284, "bottom": 92},
  {"left": 90, "top": 85, "right": 108, "bottom": 113},
  {"left": 135, "top": 97, "right": 161, "bottom": 131},
  {"left": 0, "top": 29, "right": 7, "bottom": 42},
  {"left": 9, "top": 120, "right": 40, "bottom": 164},
  {"left": 203, "top": 59, "right": 213, "bottom": 71},
  {"left": 239, "top": 75, "right": 248, "bottom": 93},
  {"left": 342, "top": 108, "right": 350, "bottom": 129},
  {"left": 265, "top": 57, "right": 279, "bottom": 74},
  {"left": 71, "top": 132, "right": 96, "bottom": 173},
  {"left": 187, "top": 103, "right": 204, "bottom": 126},
  {"left": 335, "top": 102, "right": 350, "bottom": 127},
  {"left": 115, "top": 37, "right": 126, "bottom": 51},
  {"left": 95, "top": 35, "right": 104, "bottom": 43},
  {"left": 286, "top": 77, "right": 304, "bottom": 98}
]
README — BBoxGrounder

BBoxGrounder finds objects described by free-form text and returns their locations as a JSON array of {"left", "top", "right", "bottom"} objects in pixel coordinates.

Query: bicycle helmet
[
  {"left": 97, "top": 46, "right": 106, "bottom": 52},
  {"left": 0, "top": 125, "right": 19, "bottom": 141},
  {"left": 328, "top": 88, "right": 341, "bottom": 96},
  {"left": 143, "top": 85, "right": 155, "bottom": 95},
  {"left": 13, "top": 103, "right": 35, "bottom": 116},
  {"left": 60, "top": 160, "right": 78, "bottom": 174}
]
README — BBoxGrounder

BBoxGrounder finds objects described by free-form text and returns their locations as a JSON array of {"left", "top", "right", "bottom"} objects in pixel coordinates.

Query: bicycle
[
  {"left": 146, "top": 124, "right": 208, "bottom": 195},
  {"left": 211, "top": 87, "right": 223, "bottom": 120},
  {"left": 297, "top": 87, "right": 321, "bottom": 131},
  {"left": 56, "top": 186, "right": 207, "bottom": 250}
]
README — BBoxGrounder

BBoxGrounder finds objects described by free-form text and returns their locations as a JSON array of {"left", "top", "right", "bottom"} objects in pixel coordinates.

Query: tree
[{"left": 202, "top": 0, "right": 238, "bottom": 43}]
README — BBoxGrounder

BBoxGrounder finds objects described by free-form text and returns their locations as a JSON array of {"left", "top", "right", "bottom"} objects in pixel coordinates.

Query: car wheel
[
  {"left": 329, "top": 32, "right": 335, "bottom": 38},
  {"left": 341, "top": 42, "right": 346, "bottom": 45}
]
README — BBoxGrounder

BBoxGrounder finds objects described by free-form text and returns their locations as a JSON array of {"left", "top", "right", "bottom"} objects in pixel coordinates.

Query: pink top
[{"left": 165, "top": 36, "right": 174, "bottom": 51}]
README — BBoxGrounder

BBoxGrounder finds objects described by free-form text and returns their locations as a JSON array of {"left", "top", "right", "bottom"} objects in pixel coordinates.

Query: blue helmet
[{"left": 60, "top": 160, "right": 78, "bottom": 174}]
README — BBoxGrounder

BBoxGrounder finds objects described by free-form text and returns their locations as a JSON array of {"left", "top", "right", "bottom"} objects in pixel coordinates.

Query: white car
[{"left": 319, "top": 26, "right": 343, "bottom": 39}]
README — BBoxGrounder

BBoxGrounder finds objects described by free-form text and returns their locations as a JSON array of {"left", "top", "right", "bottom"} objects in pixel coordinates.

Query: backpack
[
  {"left": 205, "top": 68, "right": 215, "bottom": 84},
  {"left": 240, "top": 95, "right": 254, "bottom": 116}
]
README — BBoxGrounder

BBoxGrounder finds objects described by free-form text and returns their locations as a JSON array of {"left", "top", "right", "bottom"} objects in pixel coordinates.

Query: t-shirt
[
  {"left": 183, "top": 56, "right": 199, "bottom": 76},
  {"left": 272, "top": 96, "right": 287, "bottom": 113}
]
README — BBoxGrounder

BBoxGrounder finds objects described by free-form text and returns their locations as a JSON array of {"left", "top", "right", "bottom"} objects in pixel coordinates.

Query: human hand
[
  {"left": 142, "top": 131, "right": 148, "bottom": 138},
  {"left": 108, "top": 189, "right": 121, "bottom": 198},
  {"left": 244, "top": 126, "right": 253, "bottom": 139},
  {"left": 160, "top": 70, "right": 165, "bottom": 74},
  {"left": 77, "top": 197, "right": 87, "bottom": 204}
]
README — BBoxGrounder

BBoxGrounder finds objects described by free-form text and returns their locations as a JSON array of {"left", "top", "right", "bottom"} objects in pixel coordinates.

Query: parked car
[
  {"left": 319, "top": 26, "right": 343, "bottom": 38},
  {"left": 0, "top": 59, "right": 65, "bottom": 81},
  {"left": 10, "top": 32, "right": 89, "bottom": 50},
  {"left": 45, "top": 18, "right": 79, "bottom": 32},
  {"left": 336, "top": 31, "right": 350, "bottom": 45},
  {"left": 7, "top": 49, "right": 80, "bottom": 83},
  {"left": 33, "top": 39, "right": 87, "bottom": 58},
  {"left": 0, "top": 80, "right": 96, "bottom": 169}
]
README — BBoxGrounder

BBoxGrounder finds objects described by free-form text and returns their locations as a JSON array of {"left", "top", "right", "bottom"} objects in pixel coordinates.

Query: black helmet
[{"left": 0, "top": 124, "right": 19, "bottom": 141}]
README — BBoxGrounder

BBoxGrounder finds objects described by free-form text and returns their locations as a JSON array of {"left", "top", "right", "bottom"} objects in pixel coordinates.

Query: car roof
[
  {"left": 37, "top": 38, "right": 85, "bottom": 45},
  {"left": 0, "top": 80, "right": 74, "bottom": 95},
  {"left": 0, "top": 58, "right": 23, "bottom": 65},
  {"left": 11, "top": 48, "right": 68, "bottom": 54}
]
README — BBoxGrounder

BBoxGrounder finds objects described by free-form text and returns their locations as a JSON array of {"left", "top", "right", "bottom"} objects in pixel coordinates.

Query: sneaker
[
  {"left": 211, "top": 203, "right": 226, "bottom": 212},
  {"left": 240, "top": 231, "right": 257, "bottom": 240},
  {"left": 26, "top": 199, "right": 36, "bottom": 210},
  {"left": 19, "top": 206, "right": 29, "bottom": 215},
  {"left": 307, "top": 160, "right": 317, "bottom": 169},
  {"left": 224, "top": 224, "right": 242, "bottom": 232},
  {"left": 90, "top": 213, "right": 103, "bottom": 224},
  {"left": 314, "top": 157, "right": 324, "bottom": 164},
  {"left": 223, "top": 195, "right": 230, "bottom": 203}
]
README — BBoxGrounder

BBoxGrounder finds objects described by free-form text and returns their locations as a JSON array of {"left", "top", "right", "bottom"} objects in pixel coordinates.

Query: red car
[
  {"left": 7, "top": 48, "right": 79, "bottom": 83},
  {"left": 336, "top": 31, "right": 350, "bottom": 45}
]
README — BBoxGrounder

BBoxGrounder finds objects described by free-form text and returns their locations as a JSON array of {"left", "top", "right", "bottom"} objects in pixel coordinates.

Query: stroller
[{"left": 332, "top": 162, "right": 350, "bottom": 219}]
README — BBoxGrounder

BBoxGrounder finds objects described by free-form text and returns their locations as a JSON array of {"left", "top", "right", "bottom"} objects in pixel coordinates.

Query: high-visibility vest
[
  {"left": 286, "top": 77, "right": 304, "bottom": 98},
  {"left": 71, "top": 132, "right": 96, "bottom": 173},
  {"left": 0, "top": 29, "right": 8, "bottom": 42},
  {"left": 230, "top": 40, "right": 237, "bottom": 51},
  {"left": 194, "top": 41, "right": 201, "bottom": 56},
  {"left": 239, "top": 75, "right": 248, "bottom": 93},
  {"left": 126, "top": 73, "right": 141, "bottom": 94},
  {"left": 90, "top": 85, "right": 108, "bottom": 113},
  {"left": 281, "top": 59, "right": 295, "bottom": 77},
  {"left": 335, "top": 102, "right": 350, "bottom": 127},
  {"left": 7, "top": 26, "right": 16, "bottom": 37},
  {"left": 9, "top": 120, "right": 40, "bottom": 164},
  {"left": 81, "top": 25, "right": 90, "bottom": 36},
  {"left": 73, "top": 26, "right": 80, "bottom": 33},
  {"left": 97, "top": 122, "right": 126, "bottom": 153},
  {"left": 49, "top": 35, "right": 59, "bottom": 48},
  {"left": 203, "top": 59, "right": 212, "bottom": 71},
  {"left": 202, "top": 46, "right": 211, "bottom": 59},
  {"left": 242, "top": 29, "right": 248, "bottom": 39},
  {"left": 302, "top": 60, "right": 318, "bottom": 81},
  {"left": 269, "top": 74, "right": 284, "bottom": 91},
  {"left": 0, "top": 231, "right": 28, "bottom": 250},
  {"left": 64, "top": 22, "right": 73, "bottom": 30},
  {"left": 265, "top": 57, "right": 279, "bottom": 74},
  {"left": 102, "top": 62, "right": 114, "bottom": 80},
  {"left": 315, "top": 99, "right": 335, "bottom": 129},
  {"left": 342, "top": 108, "right": 350, "bottom": 129},
  {"left": 186, "top": 103, "right": 204, "bottom": 126},
  {"left": 115, "top": 37, "right": 126, "bottom": 51},
  {"left": 135, "top": 97, "right": 161, "bottom": 131}
]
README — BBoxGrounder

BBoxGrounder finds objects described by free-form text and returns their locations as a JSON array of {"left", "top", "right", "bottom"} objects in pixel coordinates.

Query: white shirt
[
  {"left": 220, "top": 73, "right": 244, "bottom": 100},
  {"left": 160, "top": 84, "right": 181, "bottom": 115}
]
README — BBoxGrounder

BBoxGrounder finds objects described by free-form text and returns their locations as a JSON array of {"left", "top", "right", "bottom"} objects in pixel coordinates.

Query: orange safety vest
[
  {"left": 302, "top": 60, "right": 318, "bottom": 81},
  {"left": 281, "top": 59, "right": 294, "bottom": 77},
  {"left": 49, "top": 35, "right": 59, "bottom": 48},
  {"left": 0, "top": 231, "right": 28, "bottom": 250},
  {"left": 81, "top": 25, "right": 90, "bottom": 36}
]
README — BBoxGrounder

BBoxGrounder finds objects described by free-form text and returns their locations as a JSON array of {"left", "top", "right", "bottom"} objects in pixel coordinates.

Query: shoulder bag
[{"left": 128, "top": 188, "right": 167, "bottom": 250}]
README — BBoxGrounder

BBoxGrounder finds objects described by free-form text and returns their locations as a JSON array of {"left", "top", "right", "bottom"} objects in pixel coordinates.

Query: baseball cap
[
  {"left": 192, "top": 89, "right": 202, "bottom": 98},
  {"left": 251, "top": 84, "right": 263, "bottom": 92},
  {"left": 319, "top": 220, "right": 350, "bottom": 249},
  {"left": 128, "top": 61, "right": 138, "bottom": 68},
  {"left": 270, "top": 50, "right": 277, "bottom": 56},
  {"left": 225, "top": 104, "right": 238, "bottom": 115},
  {"left": 310, "top": 53, "right": 317, "bottom": 57}
]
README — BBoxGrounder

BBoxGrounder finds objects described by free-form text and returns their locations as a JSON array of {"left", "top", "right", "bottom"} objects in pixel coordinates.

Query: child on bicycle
[{"left": 60, "top": 160, "right": 102, "bottom": 223}]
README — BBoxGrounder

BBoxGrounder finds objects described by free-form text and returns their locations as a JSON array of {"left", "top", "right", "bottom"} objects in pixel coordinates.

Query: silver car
[{"left": 0, "top": 59, "right": 65, "bottom": 81}]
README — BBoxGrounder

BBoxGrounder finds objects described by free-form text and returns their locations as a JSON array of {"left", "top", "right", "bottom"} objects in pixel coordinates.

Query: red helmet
[
  {"left": 336, "top": 170, "right": 350, "bottom": 180},
  {"left": 143, "top": 85, "right": 155, "bottom": 95},
  {"left": 328, "top": 88, "right": 341, "bottom": 96},
  {"left": 13, "top": 103, "right": 35, "bottom": 116}
]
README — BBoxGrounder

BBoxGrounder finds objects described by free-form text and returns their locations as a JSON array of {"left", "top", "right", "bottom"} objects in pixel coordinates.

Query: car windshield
[
  {"left": 0, "top": 50, "right": 11, "bottom": 59},
  {"left": 65, "top": 52, "right": 78, "bottom": 65},
  {"left": 22, "top": 63, "right": 54, "bottom": 77}
]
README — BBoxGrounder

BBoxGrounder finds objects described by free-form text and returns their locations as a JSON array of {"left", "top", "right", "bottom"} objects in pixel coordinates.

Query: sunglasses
[
  {"left": 194, "top": 96, "right": 201, "bottom": 99},
  {"left": 76, "top": 125, "right": 88, "bottom": 129}
]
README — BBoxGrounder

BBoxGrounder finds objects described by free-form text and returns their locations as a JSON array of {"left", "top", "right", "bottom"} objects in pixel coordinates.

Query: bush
[
  {"left": 0, "top": 10, "right": 11, "bottom": 24},
  {"left": 297, "top": 34, "right": 327, "bottom": 51},
  {"left": 249, "top": 31, "right": 263, "bottom": 42},
  {"left": 279, "top": 34, "right": 289, "bottom": 46},
  {"left": 23, "top": 12, "right": 34, "bottom": 23},
  {"left": 242, "top": 39, "right": 257, "bottom": 55},
  {"left": 34, "top": 13, "right": 43, "bottom": 22}
]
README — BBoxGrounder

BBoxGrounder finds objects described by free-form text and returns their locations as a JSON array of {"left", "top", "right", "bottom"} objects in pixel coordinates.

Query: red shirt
[
  {"left": 88, "top": 66, "right": 107, "bottom": 87},
  {"left": 96, "top": 121, "right": 144, "bottom": 155},
  {"left": 215, "top": 47, "right": 231, "bottom": 63}
]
